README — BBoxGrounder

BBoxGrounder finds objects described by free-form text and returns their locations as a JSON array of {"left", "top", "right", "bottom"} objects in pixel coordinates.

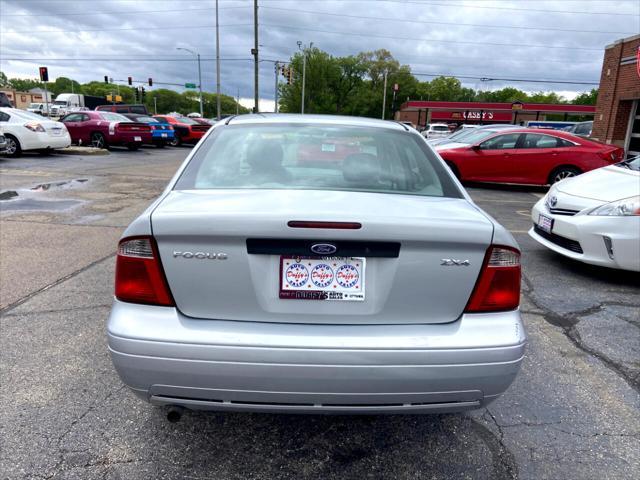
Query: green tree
[
  {"left": 49, "top": 77, "right": 83, "bottom": 96},
  {"left": 481, "top": 87, "right": 528, "bottom": 103},
  {"left": 8, "top": 77, "right": 43, "bottom": 92},
  {"left": 0, "top": 71, "right": 10, "bottom": 88},
  {"left": 573, "top": 89, "right": 598, "bottom": 105}
]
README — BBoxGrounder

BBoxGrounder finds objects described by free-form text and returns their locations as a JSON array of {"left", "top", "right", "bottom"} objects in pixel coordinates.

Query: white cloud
[{"left": 0, "top": 0, "right": 637, "bottom": 101}]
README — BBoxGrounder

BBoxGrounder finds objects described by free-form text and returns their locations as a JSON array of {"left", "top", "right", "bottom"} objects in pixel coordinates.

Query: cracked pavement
[{"left": 1, "top": 150, "right": 638, "bottom": 479}]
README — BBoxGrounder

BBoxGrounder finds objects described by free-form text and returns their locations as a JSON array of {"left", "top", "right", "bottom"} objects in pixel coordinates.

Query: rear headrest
[{"left": 343, "top": 153, "right": 381, "bottom": 184}]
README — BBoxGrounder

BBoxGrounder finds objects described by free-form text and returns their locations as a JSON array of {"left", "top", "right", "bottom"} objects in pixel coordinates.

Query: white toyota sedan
[
  {"left": 530, "top": 156, "right": 640, "bottom": 272},
  {"left": 0, "top": 107, "right": 71, "bottom": 157}
]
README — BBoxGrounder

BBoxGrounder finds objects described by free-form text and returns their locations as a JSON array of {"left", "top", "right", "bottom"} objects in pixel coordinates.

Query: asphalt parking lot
[{"left": 1, "top": 148, "right": 638, "bottom": 480}]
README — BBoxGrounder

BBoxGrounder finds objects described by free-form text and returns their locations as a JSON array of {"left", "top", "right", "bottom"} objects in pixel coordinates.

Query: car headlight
[{"left": 589, "top": 196, "right": 640, "bottom": 216}]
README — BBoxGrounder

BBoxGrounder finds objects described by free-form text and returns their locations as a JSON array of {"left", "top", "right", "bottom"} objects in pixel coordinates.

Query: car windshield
[
  {"left": 432, "top": 126, "right": 449, "bottom": 132},
  {"left": 99, "top": 112, "right": 131, "bottom": 122},
  {"left": 447, "top": 128, "right": 479, "bottom": 142},
  {"left": 176, "top": 124, "right": 462, "bottom": 198},
  {"left": 28, "top": 103, "right": 42, "bottom": 109},
  {"left": 451, "top": 128, "right": 502, "bottom": 145},
  {"left": 616, "top": 156, "right": 640, "bottom": 171}
]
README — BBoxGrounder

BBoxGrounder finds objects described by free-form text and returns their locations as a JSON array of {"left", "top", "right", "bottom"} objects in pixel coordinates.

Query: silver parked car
[{"left": 108, "top": 114, "right": 525, "bottom": 419}]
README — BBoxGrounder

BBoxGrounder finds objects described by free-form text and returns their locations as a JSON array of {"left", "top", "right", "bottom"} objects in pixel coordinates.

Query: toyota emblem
[{"left": 549, "top": 196, "right": 558, "bottom": 207}]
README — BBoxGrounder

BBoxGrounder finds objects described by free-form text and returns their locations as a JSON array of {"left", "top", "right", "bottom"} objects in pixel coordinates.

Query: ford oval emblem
[{"left": 310, "top": 243, "right": 337, "bottom": 255}]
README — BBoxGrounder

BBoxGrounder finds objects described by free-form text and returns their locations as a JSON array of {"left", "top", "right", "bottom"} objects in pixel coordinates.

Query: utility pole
[
  {"left": 252, "top": 0, "right": 259, "bottom": 113},
  {"left": 297, "top": 41, "right": 312, "bottom": 114},
  {"left": 215, "top": 0, "right": 221, "bottom": 120},
  {"left": 197, "top": 53, "right": 203, "bottom": 116},
  {"left": 381, "top": 70, "right": 388, "bottom": 119},
  {"left": 236, "top": 87, "right": 240, "bottom": 115},
  {"left": 274, "top": 61, "right": 279, "bottom": 113},
  {"left": 154, "top": 96, "right": 157, "bottom": 114}
]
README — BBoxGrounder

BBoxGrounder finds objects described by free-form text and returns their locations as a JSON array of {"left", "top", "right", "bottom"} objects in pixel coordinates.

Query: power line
[
  {"left": 0, "top": 5, "right": 249, "bottom": 17},
  {"left": 261, "top": 6, "right": 636, "bottom": 35},
  {"left": 390, "top": 0, "right": 640, "bottom": 17},
  {"left": 5, "top": 23, "right": 252, "bottom": 34},
  {"left": 246, "top": 0, "right": 640, "bottom": 17},
  {"left": 411, "top": 72, "right": 600, "bottom": 85},
  {"left": 261, "top": 23, "right": 604, "bottom": 51}
]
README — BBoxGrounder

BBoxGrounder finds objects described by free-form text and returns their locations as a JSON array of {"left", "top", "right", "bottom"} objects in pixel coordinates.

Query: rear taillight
[
  {"left": 115, "top": 236, "right": 174, "bottom": 306},
  {"left": 465, "top": 245, "right": 520, "bottom": 313}
]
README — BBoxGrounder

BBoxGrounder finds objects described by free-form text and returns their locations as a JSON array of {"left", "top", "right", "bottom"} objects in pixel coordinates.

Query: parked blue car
[{"left": 122, "top": 113, "right": 175, "bottom": 148}]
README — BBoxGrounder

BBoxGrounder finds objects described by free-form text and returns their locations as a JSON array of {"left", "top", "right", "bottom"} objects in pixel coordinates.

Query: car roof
[{"left": 227, "top": 113, "right": 407, "bottom": 131}]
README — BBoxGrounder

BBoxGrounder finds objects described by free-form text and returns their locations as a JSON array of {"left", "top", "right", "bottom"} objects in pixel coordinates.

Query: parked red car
[
  {"left": 153, "top": 115, "right": 210, "bottom": 146},
  {"left": 436, "top": 128, "right": 625, "bottom": 185},
  {"left": 60, "top": 111, "right": 152, "bottom": 150}
]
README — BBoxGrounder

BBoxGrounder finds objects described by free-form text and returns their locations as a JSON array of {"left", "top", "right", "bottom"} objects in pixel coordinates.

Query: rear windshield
[
  {"left": 432, "top": 125, "right": 449, "bottom": 132},
  {"left": 99, "top": 112, "right": 130, "bottom": 122},
  {"left": 134, "top": 116, "right": 159, "bottom": 124},
  {"left": 175, "top": 124, "right": 462, "bottom": 198}
]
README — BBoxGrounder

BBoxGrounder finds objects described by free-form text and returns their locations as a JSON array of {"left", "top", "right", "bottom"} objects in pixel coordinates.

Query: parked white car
[
  {"left": 0, "top": 107, "right": 71, "bottom": 157},
  {"left": 530, "top": 156, "right": 640, "bottom": 272},
  {"left": 421, "top": 123, "right": 451, "bottom": 139},
  {"left": 26, "top": 103, "right": 51, "bottom": 116}
]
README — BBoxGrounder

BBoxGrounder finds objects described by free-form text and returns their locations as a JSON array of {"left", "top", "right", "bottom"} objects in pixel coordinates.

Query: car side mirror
[{"left": 471, "top": 144, "right": 481, "bottom": 151}]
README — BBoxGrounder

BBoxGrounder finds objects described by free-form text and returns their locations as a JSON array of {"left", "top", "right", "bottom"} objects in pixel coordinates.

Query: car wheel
[
  {"left": 3, "top": 135, "right": 21, "bottom": 157},
  {"left": 127, "top": 143, "right": 140, "bottom": 151},
  {"left": 156, "top": 141, "right": 166, "bottom": 148},
  {"left": 549, "top": 166, "right": 580, "bottom": 184},
  {"left": 90, "top": 132, "right": 106, "bottom": 149},
  {"left": 168, "top": 136, "right": 181, "bottom": 147}
]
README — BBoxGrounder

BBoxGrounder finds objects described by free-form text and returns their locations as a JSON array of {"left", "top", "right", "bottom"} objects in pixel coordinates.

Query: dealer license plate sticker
[
  {"left": 280, "top": 256, "right": 365, "bottom": 301},
  {"left": 537, "top": 213, "right": 554, "bottom": 233},
  {"left": 134, "top": 136, "right": 142, "bottom": 142}
]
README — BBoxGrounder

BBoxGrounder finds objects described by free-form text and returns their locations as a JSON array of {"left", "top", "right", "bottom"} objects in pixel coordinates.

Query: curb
[{"left": 55, "top": 147, "right": 110, "bottom": 156}]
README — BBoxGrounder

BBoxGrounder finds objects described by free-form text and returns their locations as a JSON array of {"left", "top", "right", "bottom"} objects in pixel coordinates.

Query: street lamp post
[
  {"left": 215, "top": 0, "right": 221, "bottom": 120},
  {"left": 177, "top": 47, "right": 203, "bottom": 117},
  {"left": 297, "top": 41, "right": 313, "bottom": 114}
]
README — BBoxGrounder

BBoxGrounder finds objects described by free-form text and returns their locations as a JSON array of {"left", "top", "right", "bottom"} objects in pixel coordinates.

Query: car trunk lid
[{"left": 152, "top": 189, "right": 494, "bottom": 324}]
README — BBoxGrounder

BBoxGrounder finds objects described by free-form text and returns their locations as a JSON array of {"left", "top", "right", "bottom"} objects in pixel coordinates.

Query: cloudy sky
[{"left": 1, "top": 0, "right": 638, "bottom": 110}]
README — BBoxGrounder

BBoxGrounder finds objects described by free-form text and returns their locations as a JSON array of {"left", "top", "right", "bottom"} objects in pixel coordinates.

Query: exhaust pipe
[{"left": 166, "top": 405, "right": 185, "bottom": 423}]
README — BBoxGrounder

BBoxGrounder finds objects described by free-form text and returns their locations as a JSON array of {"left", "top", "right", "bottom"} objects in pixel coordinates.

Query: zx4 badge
[{"left": 441, "top": 258, "right": 471, "bottom": 266}]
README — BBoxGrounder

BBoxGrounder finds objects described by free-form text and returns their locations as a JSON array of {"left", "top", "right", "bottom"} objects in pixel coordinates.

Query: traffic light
[
  {"left": 140, "top": 86, "right": 146, "bottom": 101},
  {"left": 287, "top": 67, "right": 293, "bottom": 85},
  {"left": 39, "top": 66, "right": 49, "bottom": 82},
  {"left": 148, "top": 78, "right": 153, "bottom": 87},
  {"left": 104, "top": 75, "right": 109, "bottom": 84},
  {"left": 128, "top": 76, "right": 132, "bottom": 86}
]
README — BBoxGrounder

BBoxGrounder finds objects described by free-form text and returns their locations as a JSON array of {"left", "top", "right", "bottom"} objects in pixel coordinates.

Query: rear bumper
[{"left": 107, "top": 300, "right": 526, "bottom": 414}]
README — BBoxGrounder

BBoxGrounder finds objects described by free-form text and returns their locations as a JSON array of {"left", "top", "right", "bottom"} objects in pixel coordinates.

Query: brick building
[
  {"left": 0, "top": 88, "right": 47, "bottom": 109},
  {"left": 591, "top": 34, "right": 640, "bottom": 158}
]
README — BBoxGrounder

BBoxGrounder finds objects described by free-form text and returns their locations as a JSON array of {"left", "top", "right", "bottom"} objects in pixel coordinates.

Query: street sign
[
  {"left": 393, "top": 83, "right": 399, "bottom": 92},
  {"left": 185, "top": 83, "right": 197, "bottom": 89}
]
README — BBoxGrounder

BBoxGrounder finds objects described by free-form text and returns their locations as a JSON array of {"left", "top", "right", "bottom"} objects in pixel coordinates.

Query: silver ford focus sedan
[{"left": 108, "top": 114, "right": 526, "bottom": 417}]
